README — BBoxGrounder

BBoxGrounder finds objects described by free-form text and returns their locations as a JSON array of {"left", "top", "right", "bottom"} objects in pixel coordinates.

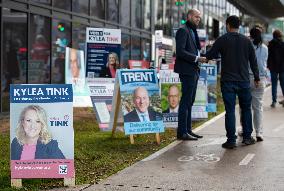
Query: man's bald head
[{"left": 187, "top": 8, "right": 201, "bottom": 27}]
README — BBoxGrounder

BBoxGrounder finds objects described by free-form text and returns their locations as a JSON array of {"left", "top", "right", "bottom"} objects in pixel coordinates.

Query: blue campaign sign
[
  {"left": 117, "top": 69, "right": 164, "bottom": 135},
  {"left": 10, "top": 84, "right": 73, "bottom": 103},
  {"left": 85, "top": 28, "right": 121, "bottom": 78},
  {"left": 119, "top": 69, "right": 157, "bottom": 87},
  {"left": 201, "top": 64, "right": 217, "bottom": 112}
]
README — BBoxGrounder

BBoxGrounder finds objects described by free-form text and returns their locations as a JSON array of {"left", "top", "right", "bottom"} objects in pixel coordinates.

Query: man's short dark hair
[
  {"left": 226, "top": 15, "right": 240, "bottom": 29},
  {"left": 273, "top": 29, "right": 282, "bottom": 39}
]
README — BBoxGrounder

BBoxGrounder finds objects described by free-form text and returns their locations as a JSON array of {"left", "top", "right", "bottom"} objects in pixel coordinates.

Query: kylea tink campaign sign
[
  {"left": 86, "top": 28, "right": 121, "bottom": 78},
  {"left": 87, "top": 77, "right": 115, "bottom": 130},
  {"left": 10, "top": 84, "right": 74, "bottom": 179},
  {"left": 118, "top": 69, "right": 164, "bottom": 135}
]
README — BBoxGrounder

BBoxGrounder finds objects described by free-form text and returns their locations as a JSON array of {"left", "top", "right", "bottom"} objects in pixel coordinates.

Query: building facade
[{"left": 0, "top": 0, "right": 245, "bottom": 113}]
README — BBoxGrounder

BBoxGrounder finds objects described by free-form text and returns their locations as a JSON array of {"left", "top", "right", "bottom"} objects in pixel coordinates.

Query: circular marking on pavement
[{"left": 178, "top": 153, "right": 220, "bottom": 163}]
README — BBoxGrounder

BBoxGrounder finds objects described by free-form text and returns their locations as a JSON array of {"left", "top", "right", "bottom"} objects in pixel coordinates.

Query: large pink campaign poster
[{"left": 10, "top": 84, "right": 74, "bottom": 178}]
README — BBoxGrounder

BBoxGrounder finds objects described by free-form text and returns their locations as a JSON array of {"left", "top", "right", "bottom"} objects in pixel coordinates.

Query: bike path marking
[
  {"left": 178, "top": 153, "right": 220, "bottom": 163},
  {"left": 239, "top": 153, "right": 255, "bottom": 166},
  {"left": 142, "top": 111, "right": 226, "bottom": 162}
]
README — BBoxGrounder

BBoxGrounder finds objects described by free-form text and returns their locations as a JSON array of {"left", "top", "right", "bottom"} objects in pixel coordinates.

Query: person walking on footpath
[
  {"left": 239, "top": 26, "right": 268, "bottom": 142},
  {"left": 206, "top": 15, "right": 260, "bottom": 149},
  {"left": 175, "top": 8, "right": 207, "bottom": 141},
  {"left": 267, "top": 29, "right": 284, "bottom": 108}
]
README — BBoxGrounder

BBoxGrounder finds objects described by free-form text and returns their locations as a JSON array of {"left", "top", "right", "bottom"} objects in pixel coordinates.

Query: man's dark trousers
[
  {"left": 177, "top": 72, "right": 199, "bottom": 136},
  {"left": 221, "top": 81, "right": 253, "bottom": 143},
  {"left": 271, "top": 71, "right": 284, "bottom": 103}
]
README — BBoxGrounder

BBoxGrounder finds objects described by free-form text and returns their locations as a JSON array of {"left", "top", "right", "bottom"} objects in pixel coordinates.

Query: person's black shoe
[
  {"left": 256, "top": 136, "right": 264, "bottom": 142},
  {"left": 177, "top": 133, "right": 198, "bottom": 141},
  {"left": 188, "top": 132, "right": 203, "bottom": 138},
  {"left": 242, "top": 137, "right": 256, "bottom": 145},
  {"left": 271, "top": 102, "right": 276, "bottom": 108},
  {"left": 279, "top": 100, "right": 284, "bottom": 105},
  {"left": 222, "top": 141, "right": 237, "bottom": 149}
]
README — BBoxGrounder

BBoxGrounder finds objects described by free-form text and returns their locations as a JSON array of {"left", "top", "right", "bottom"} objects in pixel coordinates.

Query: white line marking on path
[
  {"left": 142, "top": 111, "right": 226, "bottom": 162},
  {"left": 273, "top": 123, "right": 284, "bottom": 132},
  {"left": 142, "top": 140, "right": 182, "bottom": 162},
  {"left": 239, "top": 153, "right": 255, "bottom": 166},
  {"left": 193, "top": 111, "right": 226, "bottom": 133},
  {"left": 198, "top": 137, "right": 227, "bottom": 147}
]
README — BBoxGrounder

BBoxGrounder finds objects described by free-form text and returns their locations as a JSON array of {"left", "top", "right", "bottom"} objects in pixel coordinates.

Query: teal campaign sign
[{"left": 117, "top": 69, "right": 164, "bottom": 135}]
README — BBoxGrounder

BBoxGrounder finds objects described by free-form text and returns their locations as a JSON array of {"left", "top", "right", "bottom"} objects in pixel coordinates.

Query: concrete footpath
[{"left": 52, "top": 86, "right": 284, "bottom": 191}]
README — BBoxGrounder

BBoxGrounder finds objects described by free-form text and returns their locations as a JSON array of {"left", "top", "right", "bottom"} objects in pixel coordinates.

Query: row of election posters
[
  {"left": 64, "top": 28, "right": 121, "bottom": 129},
  {"left": 63, "top": 27, "right": 217, "bottom": 131},
  {"left": 160, "top": 64, "right": 217, "bottom": 128}
]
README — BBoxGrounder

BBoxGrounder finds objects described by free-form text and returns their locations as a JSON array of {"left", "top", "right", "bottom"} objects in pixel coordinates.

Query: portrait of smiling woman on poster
[{"left": 11, "top": 105, "right": 65, "bottom": 160}]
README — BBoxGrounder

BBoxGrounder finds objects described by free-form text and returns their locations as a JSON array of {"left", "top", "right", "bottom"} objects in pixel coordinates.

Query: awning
[{"left": 228, "top": 0, "right": 284, "bottom": 22}]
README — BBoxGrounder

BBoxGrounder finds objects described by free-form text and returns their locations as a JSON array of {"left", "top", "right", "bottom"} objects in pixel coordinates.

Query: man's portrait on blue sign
[
  {"left": 118, "top": 69, "right": 164, "bottom": 135},
  {"left": 124, "top": 86, "right": 162, "bottom": 122}
]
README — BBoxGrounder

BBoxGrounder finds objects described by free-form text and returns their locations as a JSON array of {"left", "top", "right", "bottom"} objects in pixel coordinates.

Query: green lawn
[{"left": 0, "top": 79, "right": 224, "bottom": 191}]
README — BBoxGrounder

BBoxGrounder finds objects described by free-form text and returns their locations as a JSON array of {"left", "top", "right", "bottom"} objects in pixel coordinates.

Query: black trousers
[{"left": 177, "top": 72, "right": 199, "bottom": 136}]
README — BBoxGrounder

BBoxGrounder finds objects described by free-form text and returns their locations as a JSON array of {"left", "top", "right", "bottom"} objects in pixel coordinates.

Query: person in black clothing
[
  {"left": 267, "top": 29, "right": 284, "bottom": 107},
  {"left": 206, "top": 15, "right": 260, "bottom": 149},
  {"left": 175, "top": 8, "right": 207, "bottom": 141}
]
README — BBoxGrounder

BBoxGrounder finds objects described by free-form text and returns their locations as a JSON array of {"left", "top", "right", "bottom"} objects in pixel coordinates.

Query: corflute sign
[{"left": 86, "top": 28, "right": 121, "bottom": 44}]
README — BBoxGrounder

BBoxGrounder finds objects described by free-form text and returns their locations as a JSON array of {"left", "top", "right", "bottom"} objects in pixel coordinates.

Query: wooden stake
[
  {"left": 130, "top": 134, "right": 134, "bottom": 144},
  {"left": 155, "top": 133, "right": 160, "bottom": 145},
  {"left": 11, "top": 179, "right": 22, "bottom": 188},
  {"left": 64, "top": 177, "right": 75, "bottom": 187},
  {"left": 110, "top": 78, "right": 121, "bottom": 137}
]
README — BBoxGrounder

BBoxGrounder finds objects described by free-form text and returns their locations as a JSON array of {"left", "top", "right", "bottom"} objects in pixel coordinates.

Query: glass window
[
  {"left": 106, "top": 0, "right": 118, "bottom": 23},
  {"left": 131, "top": 36, "right": 141, "bottom": 60},
  {"left": 131, "top": 0, "right": 142, "bottom": 28},
  {"left": 53, "top": 0, "right": 71, "bottom": 11},
  {"left": 120, "top": 0, "right": 130, "bottom": 27},
  {"left": 163, "top": 0, "right": 172, "bottom": 36},
  {"left": 121, "top": 34, "right": 130, "bottom": 68},
  {"left": 154, "top": 0, "right": 163, "bottom": 29},
  {"left": 31, "top": 0, "right": 51, "bottom": 5},
  {"left": 198, "top": 0, "right": 204, "bottom": 15},
  {"left": 72, "top": 23, "right": 87, "bottom": 51},
  {"left": 29, "top": 14, "right": 51, "bottom": 84},
  {"left": 91, "top": 0, "right": 105, "bottom": 19},
  {"left": 72, "top": 0, "right": 89, "bottom": 15},
  {"left": 52, "top": 19, "right": 71, "bottom": 84},
  {"left": 142, "top": 0, "right": 151, "bottom": 30},
  {"left": 2, "top": 9, "right": 27, "bottom": 111},
  {"left": 141, "top": 39, "right": 151, "bottom": 61}
]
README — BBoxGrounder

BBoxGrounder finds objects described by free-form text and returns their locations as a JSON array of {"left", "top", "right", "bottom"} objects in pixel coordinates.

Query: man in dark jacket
[
  {"left": 175, "top": 8, "right": 207, "bottom": 141},
  {"left": 267, "top": 29, "right": 284, "bottom": 107},
  {"left": 206, "top": 15, "right": 260, "bottom": 149}
]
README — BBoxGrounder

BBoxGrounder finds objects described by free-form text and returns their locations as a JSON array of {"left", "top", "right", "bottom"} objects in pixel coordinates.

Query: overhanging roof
[{"left": 228, "top": 0, "right": 284, "bottom": 22}]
